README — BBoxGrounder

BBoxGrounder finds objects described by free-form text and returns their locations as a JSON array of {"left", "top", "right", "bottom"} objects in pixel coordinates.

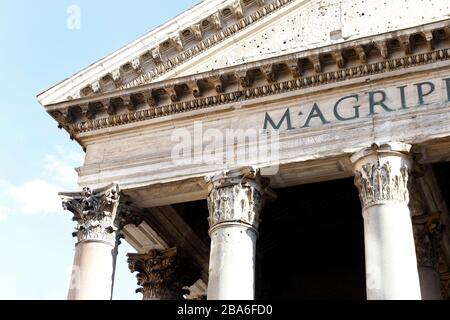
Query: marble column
[
  {"left": 441, "top": 272, "right": 450, "bottom": 299},
  {"left": 413, "top": 213, "right": 445, "bottom": 300},
  {"left": 205, "top": 167, "right": 269, "bottom": 300},
  {"left": 351, "top": 142, "right": 421, "bottom": 300},
  {"left": 127, "top": 247, "right": 199, "bottom": 300},
  {"left": 60, "top": 184, "right": 142, "bottom": 300}
]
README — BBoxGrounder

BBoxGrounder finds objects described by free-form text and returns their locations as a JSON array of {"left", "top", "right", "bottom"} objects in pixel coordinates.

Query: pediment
[
  {"left": 38, "top": 0, "right": 291, "bottom": 105},
  {"left": 37, "top": 0, "right": 450, "bottom": 106},
  {"left": 167, "top": 0, "right": 450, "bottom": 79}
]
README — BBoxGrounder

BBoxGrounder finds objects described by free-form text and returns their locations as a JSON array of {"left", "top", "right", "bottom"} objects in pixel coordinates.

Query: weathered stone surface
[
  {"left": 77, "top": 66, "right": 450, "bottom": 207},
  {"left": 37, "top": 0, "right": 450, "bottom": 105}
]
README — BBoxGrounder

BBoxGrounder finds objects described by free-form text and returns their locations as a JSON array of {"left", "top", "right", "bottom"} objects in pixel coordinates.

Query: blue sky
[{"left": 0, "top": 0, "right": 199, "bottom": 300}]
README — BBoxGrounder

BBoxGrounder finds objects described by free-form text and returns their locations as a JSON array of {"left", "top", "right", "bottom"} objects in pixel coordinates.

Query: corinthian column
[
  {"left": 351, "top": 142, "right": 421, "bottom": 300},
  {"left": 206, "top": 167, "right": 269, "bottom": 300},
  {"left": 127, "top": 248, "right": 199, "bottom": 300},
  {"left": 60, "top": 183, "right": 142, "bottom": 300},
  {"left": 413, "top": 213, "right": 445, "bottom": 300}
]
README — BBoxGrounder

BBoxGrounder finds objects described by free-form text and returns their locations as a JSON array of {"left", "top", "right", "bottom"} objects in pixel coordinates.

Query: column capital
[
  {"left": 205, "top": 167, "right": 270, "bottom": 233},
  {"left": 116, "top": 202, "right": 144, "bottom": 231},
  {"left": 351, "top": 142, "right": 412, "bottom": 210},
  {"left": 60, "top": 184, "right": 144, "bottom": 245},
  {"left": 350, "top": 142, "right": 412, "bottom": 164},
  {"left": 205, "top": 166, "right": 269, "bottom": 194},
  {"left": 60, "top": 183, "right": 121, "bottom": 245},
  {"left": 127, "top": 247, "right": 199, "bottom": 300}
]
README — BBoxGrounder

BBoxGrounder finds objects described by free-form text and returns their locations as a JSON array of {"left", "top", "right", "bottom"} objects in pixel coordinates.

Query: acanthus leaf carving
[
  {"left": 60, "top": 184, "right": 121, "bottom": 244},
  {"left": 60, "top": 184, "right": 145, "bottom": 244},
  {"left": 116, "top": 202, "right": 144, "bottom": 231},
  {"left": 206, "top": 167, "right": 269, "bottom": 231},
  {"left": 354, "top": 161, "right": 409, "bottom": 209},
  {"left": 127, "top": 247, "right": 199, "bottom": 300}
]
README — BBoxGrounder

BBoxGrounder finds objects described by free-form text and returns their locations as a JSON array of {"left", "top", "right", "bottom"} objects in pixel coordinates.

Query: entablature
[{"left": 44, "top": 20, "right": 450, "bottom": 147}]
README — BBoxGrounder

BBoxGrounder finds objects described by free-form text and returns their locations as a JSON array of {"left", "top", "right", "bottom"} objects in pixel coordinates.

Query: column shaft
[
  {"left": 208, "top": 224, "right": 257, "bottom": 299},
  {"left": 61, "top": 184, "right": 121, "bottom": 300},
  {"left": 418, "top": 267, "right": 443, "bottom": 300},
  {"left": 413, "top": 211, "right": 446, "bottom": 300},
  {"left": 206, "top": 167, "right": 268, "bottom": 300},
  {"left": 351, "top": 143, "right": 421, "bottom": 300},
  {"left": 363, "top": 203, "right": 420, "bottom": 299},
  {"left": 68, "top": 241, "right": 116, "bottom": 299}
]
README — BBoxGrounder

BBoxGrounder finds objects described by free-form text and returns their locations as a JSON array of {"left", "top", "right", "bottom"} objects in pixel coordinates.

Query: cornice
[
  {"left": 45, "top": 20, "right": 450, "bottom": 143},
  {"left": 37, "top": 0, "right": 292, "bottom": 105},
  {"left": 117, "top": 0, "right": 293, "bottom": 91}
]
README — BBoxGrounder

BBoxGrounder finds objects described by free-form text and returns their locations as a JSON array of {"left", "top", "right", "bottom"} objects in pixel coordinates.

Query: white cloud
[
  {"left": 0, "top": 179, "right": 11, "bottom": 189},
  {"left": 0, "top": 206, "right": 10, "bottom": 221},
  {"left": 8, "top": 180, "right": 64, "bottom": 215},
  {"left": 43, "top": 154, "right": 79, "bottom": 188},
  {"left": 0, "top": 146, "right": 83, "bottom": 220},
  {"left": 55, "top": 145, "right": 84, "bottom": 164}
]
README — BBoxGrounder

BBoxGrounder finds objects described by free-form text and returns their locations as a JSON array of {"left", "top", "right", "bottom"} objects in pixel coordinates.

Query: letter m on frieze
[{"left": 263, "top": 108, "right": 294, "bottom": 130}]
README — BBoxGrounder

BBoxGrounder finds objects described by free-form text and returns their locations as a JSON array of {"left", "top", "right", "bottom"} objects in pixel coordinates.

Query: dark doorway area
[
  {"left": 432, "top": 161, "right": 450, "bottom": 213},
  {"left": 175, "top": 177, "right": 366, "bottom": 300},
  {"left": 256, "top": 177, "right": 366, "bottom": 300}
]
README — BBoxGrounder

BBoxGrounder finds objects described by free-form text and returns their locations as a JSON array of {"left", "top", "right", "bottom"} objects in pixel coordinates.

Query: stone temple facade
[{"left": 37, "top": 0, "right": 450, "bottom": 300}]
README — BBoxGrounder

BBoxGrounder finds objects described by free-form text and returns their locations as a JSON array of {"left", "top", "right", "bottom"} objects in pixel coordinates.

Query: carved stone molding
[
  {"left": 73, "top": 0, "right": 293, "bottom": 98},
  {"left": 354, "top": 161, "right": 409, "bottom": 209},
  {"left": 127, "top": 247, "right": 199, "bottom": 300},
  {"left": 413, "top": 212, "right": 445, "bottom": 270},
  {"left": 206, "top": 167, "right": 269, "bottom": 232},
  {"left": 60, "top": 184, "right": 144, "bottom": 245},
  {"left": 351, "top": 143, "right": 412, "bottom": 210},
  {"left": 116, "top": 203, "right": 145, "bottom": 241},
  {"left": 60, "top": 184, "right": 121, "bottom": 245},
  {"left": 51, "top": 35, "right": 450, "bottom": 135}
]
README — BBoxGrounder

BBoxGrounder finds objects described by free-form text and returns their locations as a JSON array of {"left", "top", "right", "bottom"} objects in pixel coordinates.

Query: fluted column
[
  {"left": 127, "top": 248, "right": 199, "bottom": 300},
  {"left": 351, "top": 142, "right": 421, "bottom": 300},
  {"left": 206, "top": 167, "right": 269, "bottom": 300},
  {"left": 60, "top": 184, "right": 142, "bottom": 300}
]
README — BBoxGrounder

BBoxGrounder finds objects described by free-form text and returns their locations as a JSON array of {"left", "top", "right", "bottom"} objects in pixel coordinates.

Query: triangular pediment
[
  {"left": 166, "top": 0, "right": 450, "bottom": 80},
  {"left": 38, "top": 0, "right": 450, "bottom": 106}
]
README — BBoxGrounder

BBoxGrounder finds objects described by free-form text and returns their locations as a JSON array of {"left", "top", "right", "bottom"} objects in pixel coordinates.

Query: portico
[{"left": 37, "top": 0, "right": 450, "bottom": 300}]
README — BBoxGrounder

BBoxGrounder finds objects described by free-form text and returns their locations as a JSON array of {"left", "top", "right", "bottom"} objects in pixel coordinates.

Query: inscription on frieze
[{"left": 263, "top": 77, "right": 450, "bottom": 131}]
